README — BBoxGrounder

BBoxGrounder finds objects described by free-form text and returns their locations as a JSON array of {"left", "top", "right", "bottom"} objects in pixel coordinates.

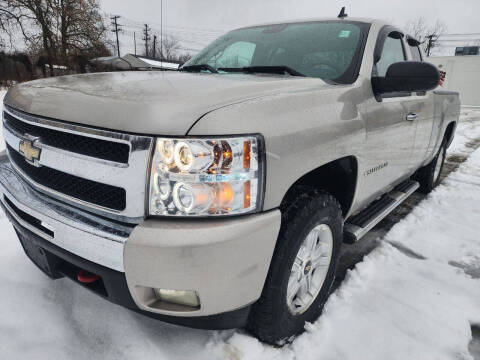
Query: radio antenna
[{"left": 338, "top": 7, "right": 348, "bottom": 19}]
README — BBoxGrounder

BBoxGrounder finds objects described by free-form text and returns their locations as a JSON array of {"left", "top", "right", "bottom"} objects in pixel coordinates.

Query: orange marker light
[
  {"left": 244, "top": 181, "right": 251, "bottom": 209},
  {"left": 243, "top": 141, "right": 251, "bottom": 170}
]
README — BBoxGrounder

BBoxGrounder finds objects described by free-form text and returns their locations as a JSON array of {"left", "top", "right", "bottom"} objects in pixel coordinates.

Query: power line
[
  {"left": 119, "top": 16, "right": 226, "bottom": 35},
  {"left": 441, "top": 33, "right": 480, "bottom": 37},
  {"left": 107, "top": 14, "right": 224, "bottom": 55},
  {"left": 437, "top": 39, "right": 480, "bottom": 42},
  {"left": 110, "top": 16, "right": 123, "bottom": 57},
  {"left": 161, "top": 0, "right": 163, "bottom": 61}
]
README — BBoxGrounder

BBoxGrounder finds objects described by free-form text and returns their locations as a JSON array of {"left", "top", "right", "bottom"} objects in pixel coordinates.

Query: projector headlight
[{"left": 149, "top": 135, "right": 264, "bottom": 216}]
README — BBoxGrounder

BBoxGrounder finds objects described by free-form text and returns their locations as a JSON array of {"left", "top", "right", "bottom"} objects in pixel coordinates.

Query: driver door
[{"left": 361, "top": 31, "right": 417, "bottom": 201}]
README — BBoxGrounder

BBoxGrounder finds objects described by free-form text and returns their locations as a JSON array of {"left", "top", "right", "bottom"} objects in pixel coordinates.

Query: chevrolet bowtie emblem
[{"left": 19, "top": 139, "right": 41, "bottom": 165}]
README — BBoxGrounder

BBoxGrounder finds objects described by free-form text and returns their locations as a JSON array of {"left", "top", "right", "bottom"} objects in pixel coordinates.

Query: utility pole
[
  {"left": 426, "top": 34, "right": 435, "bottom": 57},
  {"left": 143, "top": 24, "right": 151, "bottom": 56},
  {"left": 153, "top": 35, "right": 157, "bottom": 58},
  {"left": 111, "top": 16, "right": 122, "bottom": 57},
  {"left": 160, "top": 0, "right": 163, "bottom": 60},
  {"left": 134, "top": 32, "right": 137, "bottom": 55}
]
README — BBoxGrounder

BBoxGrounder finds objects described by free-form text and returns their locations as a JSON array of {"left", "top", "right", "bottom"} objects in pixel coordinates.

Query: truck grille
[
  {"left": 4, "top": 112, "right": 130, "bottom": 164},
  {"left": 2, "top": 106, "right": 153, "bottom": 222},
  {"left": 7, "top": 144, "right": 127, "bottom": 211}
]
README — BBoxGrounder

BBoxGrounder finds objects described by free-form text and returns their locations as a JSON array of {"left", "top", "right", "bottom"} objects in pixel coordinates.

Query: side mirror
[{"left": 373, "top": 61, "right": 440, "bottom": 94}]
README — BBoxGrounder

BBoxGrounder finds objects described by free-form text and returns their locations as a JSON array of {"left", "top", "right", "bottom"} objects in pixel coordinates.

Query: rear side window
[
  {"left": 409, "top": 45, "right": 423, "bottom": 61},
  {"left": 376, "top": 34, "right": 406, "bottom": 76}
]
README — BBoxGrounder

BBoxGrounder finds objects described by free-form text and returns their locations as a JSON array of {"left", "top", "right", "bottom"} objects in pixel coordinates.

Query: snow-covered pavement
[{"left": 1, "top": 89, "right": 480, "bottom": 360}]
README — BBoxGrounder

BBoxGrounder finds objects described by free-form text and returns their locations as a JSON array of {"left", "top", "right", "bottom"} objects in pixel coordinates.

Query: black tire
[
  {"left": 414, "top": 141, "right": 447, "bottom": 194},
  {"left": 246, "top": 188, "right": 343, "bottom": 345}
]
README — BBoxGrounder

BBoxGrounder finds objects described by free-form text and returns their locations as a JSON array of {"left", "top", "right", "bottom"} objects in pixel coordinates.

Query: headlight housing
[{"left": 149, "top": 135, "right": 264, "bottom": 217}]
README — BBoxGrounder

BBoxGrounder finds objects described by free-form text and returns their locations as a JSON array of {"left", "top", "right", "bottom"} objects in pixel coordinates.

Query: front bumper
[
  {"left": 0, "top": 152, "right": 281, "bottom": 321},
  {"left": 0, "top": 153, "right": 131, "bottom": 272}
]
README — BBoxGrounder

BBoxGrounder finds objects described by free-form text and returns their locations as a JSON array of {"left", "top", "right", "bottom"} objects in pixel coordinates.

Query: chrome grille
[
  {"left": 7, "top": 144, "right": 127, "bottom": 211},
  {"left": 2, "top": 106, "right": 153, "bottom": 223},
  {"left": 4, "top": 112, "right": 131, "bottom": 164}
]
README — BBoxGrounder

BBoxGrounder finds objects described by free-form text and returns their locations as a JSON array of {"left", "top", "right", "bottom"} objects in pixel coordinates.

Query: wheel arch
[
  {"left": 279, "top": 155, "right": 358, "bottom": 217},
  {"left": 443, "top": 121, "right": 457, "bottom": 148}
]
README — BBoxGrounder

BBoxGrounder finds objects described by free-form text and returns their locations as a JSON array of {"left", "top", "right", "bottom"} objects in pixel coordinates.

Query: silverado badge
[{"left": 19, "top": 138, "right": 41, "bottom": 166}]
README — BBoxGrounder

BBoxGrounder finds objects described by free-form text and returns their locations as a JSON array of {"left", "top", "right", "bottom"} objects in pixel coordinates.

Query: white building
[{"left": 428, "top": 56, "right": 480, "bottom": 107}]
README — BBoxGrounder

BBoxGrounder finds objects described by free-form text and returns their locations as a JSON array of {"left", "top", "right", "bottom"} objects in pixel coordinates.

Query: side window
[
  {"left": 409, "top": 44, "right": 423, "bottom": 61},
  {"left": 209, "top": 41, "right": 256, "bottom": 68},
  {"left": 376, "top": 34, "right": 406, "bottom": 77}
]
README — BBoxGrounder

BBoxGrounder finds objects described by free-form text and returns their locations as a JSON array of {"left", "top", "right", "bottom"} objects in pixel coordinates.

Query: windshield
[{"left": 183, "top": 21, "right": 369, "bottom": 84}]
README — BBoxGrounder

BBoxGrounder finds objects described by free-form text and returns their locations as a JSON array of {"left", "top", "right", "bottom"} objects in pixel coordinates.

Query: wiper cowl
[
  {"left": 218, "top": 66, "right": 305, "bottom": 77},
  {"left": 180, "top": 64, "right": 218, "bottom": 73}
]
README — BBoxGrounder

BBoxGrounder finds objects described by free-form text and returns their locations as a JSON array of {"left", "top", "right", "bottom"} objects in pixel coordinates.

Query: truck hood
[{"left": 4, "top": 71, "right": 330, "bottom": 135}]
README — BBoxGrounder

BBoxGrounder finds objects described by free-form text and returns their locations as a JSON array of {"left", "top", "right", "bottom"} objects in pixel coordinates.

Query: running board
[{"left": 344, "top": 180, "right": 420, "bottom": 243}]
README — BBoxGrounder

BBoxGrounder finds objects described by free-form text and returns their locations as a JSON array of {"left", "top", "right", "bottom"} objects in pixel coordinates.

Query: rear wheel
[
  {"left": 246, "top": 188, "right": 343, "bottom": 344},
  {"left": 414, "top": 141, "right": 447, "bottom": 194}
]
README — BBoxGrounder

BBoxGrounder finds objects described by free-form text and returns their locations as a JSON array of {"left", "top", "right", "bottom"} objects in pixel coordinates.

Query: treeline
[
  {"left": 0, "top": 1, "right": 194, "bottom": 86},
  {"left": 0, "top": 0, "right": 110, "bottom": 76},
  {"left": 0, "top": 51, "right": 92, "bottom": 87}
]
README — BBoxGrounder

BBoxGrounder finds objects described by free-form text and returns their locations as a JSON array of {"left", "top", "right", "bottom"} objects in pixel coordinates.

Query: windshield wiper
[
  {"left": 218, "top": 66, "right": 305, "bottom": 77},
  {"left": 180, "top": 64, "right": 218, "bottom": 73}
]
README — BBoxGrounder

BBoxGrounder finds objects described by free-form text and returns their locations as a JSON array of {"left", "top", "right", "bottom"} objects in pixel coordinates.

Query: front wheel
[{"left": 246, "top": 188, "right": 343, "bottom": 344}]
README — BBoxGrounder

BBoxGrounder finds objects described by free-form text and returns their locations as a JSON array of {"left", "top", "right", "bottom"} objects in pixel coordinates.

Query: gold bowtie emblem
[{"left": 19, "top": 139, "right": 41, "bottom": 163}]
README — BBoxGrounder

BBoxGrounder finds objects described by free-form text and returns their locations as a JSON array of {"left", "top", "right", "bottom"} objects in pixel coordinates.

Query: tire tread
[{"left": 247, "top": 187, "right": 342, "bottom": 344}]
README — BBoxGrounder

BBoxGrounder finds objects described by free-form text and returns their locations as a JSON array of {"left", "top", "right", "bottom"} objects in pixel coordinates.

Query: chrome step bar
[{"left": 344, "top": 180, "right": 420, "bottom": 243}]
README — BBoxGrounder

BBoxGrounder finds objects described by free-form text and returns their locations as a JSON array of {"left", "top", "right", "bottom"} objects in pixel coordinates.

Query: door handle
[{"left": 406, "top": 113, "right": 418, "bottom": 121}]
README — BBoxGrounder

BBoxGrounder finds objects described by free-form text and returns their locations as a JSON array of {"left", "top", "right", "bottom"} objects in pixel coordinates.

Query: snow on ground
[
  {"left": 209, "top": 128, "right": 480, "bottom": 360},
  {"left": 449, "top": 107, "right": 480, "bottom": 158},
  {"left": 0, "top": 89, "right": 480, "bottom": 359}
]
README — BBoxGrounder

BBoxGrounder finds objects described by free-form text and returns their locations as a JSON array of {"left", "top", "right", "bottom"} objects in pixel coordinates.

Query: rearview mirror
[{"left": 373, "top": 61, "right": 440, "bottom": 94}]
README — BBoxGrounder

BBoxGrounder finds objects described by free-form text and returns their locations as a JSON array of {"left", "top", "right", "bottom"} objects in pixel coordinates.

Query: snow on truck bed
[{"left": 1, "top": 90, "right": 480, "bottom": 360}]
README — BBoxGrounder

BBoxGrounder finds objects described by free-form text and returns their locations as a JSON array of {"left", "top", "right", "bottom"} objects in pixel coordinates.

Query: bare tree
[
  {"left": 53, "top": 0, "right": 109, "bottom": 63},
  {"left": 9, "top": 0, "right": 58, "bottom": 75},
  {"left": 405, "top": 17, "right": 448, "bottom": 56},
  {"left": 161, "top": 35, "right": 180, "bottom": 61},
  {"left": 1, "top": 0, "right": 109, "bottom": 75},
  {"left": 178, "top": 52, "right": 192, "bottom": 64},
  {"left": 0, "top": 1, "right": 32, "bottom": 48}
]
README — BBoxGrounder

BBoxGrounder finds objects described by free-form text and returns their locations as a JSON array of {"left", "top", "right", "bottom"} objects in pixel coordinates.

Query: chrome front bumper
[
  {"left": 0, "top": 151, "right": 283, "bottom": 316},
  {"left": 0, "top": 153, "right": 131, "bottom": 272}
]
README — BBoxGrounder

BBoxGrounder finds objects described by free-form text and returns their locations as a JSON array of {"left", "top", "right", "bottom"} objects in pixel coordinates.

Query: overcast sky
[
  {"left": 98, "top": 0, "right": 480, "bottom": 57},
  {"left": 100, "top": 0, "right": 480, "bottom": 35}
]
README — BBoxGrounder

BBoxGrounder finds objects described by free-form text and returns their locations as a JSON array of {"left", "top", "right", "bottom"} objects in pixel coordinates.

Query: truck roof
[{"left": 238, "top": 17, "right": 390, "bottom": 30}]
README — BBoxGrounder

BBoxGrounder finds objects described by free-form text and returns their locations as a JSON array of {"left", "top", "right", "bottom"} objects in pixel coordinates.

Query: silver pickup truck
[{"left": 0, "top": 16, "right": 460, "bottom": 343}]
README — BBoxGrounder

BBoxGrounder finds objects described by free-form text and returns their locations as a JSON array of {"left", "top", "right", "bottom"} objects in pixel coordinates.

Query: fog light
[{"left": 154, "top": 289, "right": 200, "bottom": 309}]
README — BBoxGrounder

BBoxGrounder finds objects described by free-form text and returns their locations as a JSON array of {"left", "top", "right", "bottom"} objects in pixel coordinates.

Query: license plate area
[
  {"left": 1, "top": 196, "right": 114, "bottom": 300},
  {"left": 17, "top": 230, "right": 63, "bottom": 279}
]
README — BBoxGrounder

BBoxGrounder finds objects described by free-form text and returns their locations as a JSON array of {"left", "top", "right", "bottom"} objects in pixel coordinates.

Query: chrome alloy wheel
[
  {"left": 434, "top": 148, "right": 445, "bottom": 183},
  {"left": 286, "top": 224, "right": 334, "bottom": 315}
]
